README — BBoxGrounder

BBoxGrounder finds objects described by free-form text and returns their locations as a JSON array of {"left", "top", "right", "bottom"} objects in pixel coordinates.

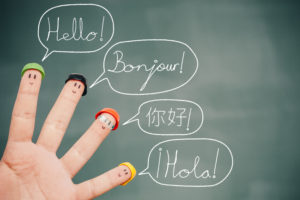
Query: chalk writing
[
  {"left": 146, "top": 107, "right": 192, "bottom": 130},
  {"left": 38, "top": 4, "right": 114, "bottom": 61},
  {"left": 89, "top": 39, "right": 198, "bottom": 95},
  {"left": 46, "top": 17, "right": 104, "bottom": 42},
  {"left": 123, "top": 99, "right": 203, "bottom": 136},
  {"left": 158, "top": 148, "right": 219, "bottom": 179},
  {"left": 139, "top": 138, "right": 233, "bottom": 187},
  {"left": 107, "top": 50, "right": 185, "bottom": 91}
]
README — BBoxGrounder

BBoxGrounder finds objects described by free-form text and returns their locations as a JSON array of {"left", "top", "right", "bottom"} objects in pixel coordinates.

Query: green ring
[{"left": 21, "top": 63, "right": 45, "bottom": 79}]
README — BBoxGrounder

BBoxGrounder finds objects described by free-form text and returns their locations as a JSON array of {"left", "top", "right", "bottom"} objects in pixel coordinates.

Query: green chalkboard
[{"left": 1, "top": 0, "right": 300, "bottom": 199}]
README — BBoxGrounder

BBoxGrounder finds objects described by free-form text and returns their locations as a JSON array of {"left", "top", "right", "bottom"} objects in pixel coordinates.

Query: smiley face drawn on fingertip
[
  {"left": 97, "top": 113, "right": 116, "bottom": 131},
  {"left": 124, "top": 168, "right": 129, "bottom": 175},
  {"left": 71, "top": 81, "right": 82, "bottom": 94},
  {"left": 118, "top": 168, "right": 131, "bottom": 178},
  {"left": 65, "top": 80, "right": 85, "bottom": 97},
  {"left": 65, "top": 74, "right": 87, "bottom": 96},
  {"left": 25, "top": 70, "right": 41, "bottom": 86}
]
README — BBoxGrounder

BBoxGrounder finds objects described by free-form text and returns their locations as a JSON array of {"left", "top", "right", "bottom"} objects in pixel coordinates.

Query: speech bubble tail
[
  {"left": 89, "top": 72, "right": 108, "bottom": 88},
  {"left": 42, "top": 49, "right": 54, "bottom": 62},
  {"left": 123, "top": 113, "right": 139, "bottom": 126},
  {"left": 138, "top": 168, "right": 150, "bottom": 176}
]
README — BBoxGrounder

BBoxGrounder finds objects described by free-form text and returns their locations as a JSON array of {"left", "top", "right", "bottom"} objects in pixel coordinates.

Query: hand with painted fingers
[{"left": 0, "top": 63, "right": 136, "bottom": 200}]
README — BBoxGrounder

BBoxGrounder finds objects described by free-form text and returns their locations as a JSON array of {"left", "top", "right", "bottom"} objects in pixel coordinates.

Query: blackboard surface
[{"left": 1, "top": 0, "right": 300, "bottom": 199}]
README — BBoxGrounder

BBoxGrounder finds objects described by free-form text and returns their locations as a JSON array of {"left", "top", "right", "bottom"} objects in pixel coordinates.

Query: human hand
[{"left": 0, "top": 63, "right": 136, "bottom": 200}]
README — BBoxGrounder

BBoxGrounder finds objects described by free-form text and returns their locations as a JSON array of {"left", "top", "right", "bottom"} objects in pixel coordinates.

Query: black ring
[{"left": 65, "top": 73, "right": 87, "bottom": 96}]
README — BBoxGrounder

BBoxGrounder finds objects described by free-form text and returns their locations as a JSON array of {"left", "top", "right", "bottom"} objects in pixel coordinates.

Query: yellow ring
[{"left": 119, "top": 162, "right": 136, "bottom": 186}]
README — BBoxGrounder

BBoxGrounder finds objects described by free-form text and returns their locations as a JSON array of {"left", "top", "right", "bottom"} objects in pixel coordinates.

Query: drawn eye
[
  {"left": 74, "top": 82, "right": 77, "bottom": 87},
  {"left": 33, "top": 74, "right": 36, "bottom": 79},
  {"left": 78, "top": 85, "right": 81, "bottom": 89},
  {"left": 28, "top": 74, "right": 31, "bottom": 78}
]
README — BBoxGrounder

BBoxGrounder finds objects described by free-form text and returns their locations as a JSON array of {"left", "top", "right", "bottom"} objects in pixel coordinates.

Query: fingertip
[
  {"left": 119, "top": 162, "right": 136, "bottom": 186},
  {"left": 65, "top": 73, "right": 87, "bottom": 96},
  {"left": 95, "top": 108, "right": 120, "bottom": 131},
  {"left": 21, "top": 63, "right": 45, "bottom": 79}
]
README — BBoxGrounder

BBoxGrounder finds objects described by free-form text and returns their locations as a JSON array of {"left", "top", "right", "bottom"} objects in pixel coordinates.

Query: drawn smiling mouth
[
  {"left": 72, "top": 90, "right": 76, "bottom": 94},
  {"left": 29, "top": 82, "right": 34, "bottom": 85}
]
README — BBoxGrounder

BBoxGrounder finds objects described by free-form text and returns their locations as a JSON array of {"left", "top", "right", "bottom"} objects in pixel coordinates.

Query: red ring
[{"left": 95, "top": 108, "right": 120, "bottom": 130}]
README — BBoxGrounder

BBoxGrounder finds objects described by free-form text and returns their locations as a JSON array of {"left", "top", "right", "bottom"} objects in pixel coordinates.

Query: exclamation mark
[
  {"left": 156, "top": 147, "right": 162, "bottom": 178},
  {"left": 100, "top": 16, "right": 105, "bottom": 42},
  {"left": 180, "top": 51, "right": 185, "bottom": 73},
  {"left": 186, "top": 108, "right": 192, "bottom": 131},
  {"left": 213, "top": 148, "right": 219, "bottom": 178}
]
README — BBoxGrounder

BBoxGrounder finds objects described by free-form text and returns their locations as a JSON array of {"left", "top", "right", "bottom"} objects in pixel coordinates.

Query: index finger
[{"left": 8, "top": 63, "right": 44, "bottom": 142}]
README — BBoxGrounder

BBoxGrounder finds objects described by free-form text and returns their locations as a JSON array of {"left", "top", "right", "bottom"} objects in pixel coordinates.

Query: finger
[
  {"left": 8, "top": 63, "right": 45, "bottom": 142},
  {"left": 61, "top": 109, "right": 119, "bottom": 176},
  {"left": 61, "top": 111, "right": 119, "bottom": 177},
  {"left": 37, "top": 74, "right": 87, "bottom": 152},
  {"left": 75, "top": 163, "right": 136, "bottom": 200}
]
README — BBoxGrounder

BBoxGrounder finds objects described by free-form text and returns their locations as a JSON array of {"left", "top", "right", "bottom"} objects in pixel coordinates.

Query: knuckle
[{"left": 12, "top": 110, "right": 35, "bottom": 120}]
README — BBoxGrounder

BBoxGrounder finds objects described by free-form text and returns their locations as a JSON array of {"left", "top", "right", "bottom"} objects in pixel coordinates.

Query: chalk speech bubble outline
[
  {"left": 123, "top": 99, "right": 204, "bottom": 136},
  {"left": 139, "top": 138, "right": 234, "bottom": 188},
  {"left": 89, "top": 39, "right": 199, "bottom": 95},
  {"left": 37, "top": 3, "right": 115, "bottom": 61}
]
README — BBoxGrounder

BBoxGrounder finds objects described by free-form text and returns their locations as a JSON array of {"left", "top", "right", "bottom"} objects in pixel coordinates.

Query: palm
[
  {"left": 0, "top": 67, "right": 134, "bottom": 200},
  {"left": 1, "top": 141, "right": 76, "bottom": 199}
]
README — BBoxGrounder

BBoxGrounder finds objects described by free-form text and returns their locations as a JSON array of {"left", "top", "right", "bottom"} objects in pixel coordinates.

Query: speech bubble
[
  {"left": 123, "top": 99, "right": 204, "bottom": 136},
  {"left": 38, "top": 4, "right": 114, "bottom": 61},
  {"left": 139, "top": 138, "right": 233, "bottom": 187},
  {"left": 89, "top": 39, "right": 198, "bottom": 95}
]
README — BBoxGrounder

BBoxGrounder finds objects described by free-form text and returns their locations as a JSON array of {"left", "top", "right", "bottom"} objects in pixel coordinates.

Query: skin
[{"left": 0, "top": 70, "right": 132, "bottom": 200}]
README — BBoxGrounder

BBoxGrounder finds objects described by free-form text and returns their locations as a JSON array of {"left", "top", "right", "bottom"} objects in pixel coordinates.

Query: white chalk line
[
  {"left": 89, "top": 39, "right": 199, "bottom": 96},
  {"left": 122, "top": 99, "right": 204, "bottom": 136},
  {"left": 138, "top": 138, "right": 234, "bottom": 188},
  {"left": 37, "top": 3, "right": 115, "bottom": 61}
]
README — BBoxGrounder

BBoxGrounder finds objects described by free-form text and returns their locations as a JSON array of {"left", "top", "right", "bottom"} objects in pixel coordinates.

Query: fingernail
[
  {"left": 65, "top": 73, "right": 87, "bottom": 96},
  {"left": 119, "top": 162, "right": 136, "bottom": 186},
  {"left": 95, "top": 108, "right": 120, "bottom": 131},
  {"left": 21, "top": 63, "right": 45, "bottom": 79}
]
